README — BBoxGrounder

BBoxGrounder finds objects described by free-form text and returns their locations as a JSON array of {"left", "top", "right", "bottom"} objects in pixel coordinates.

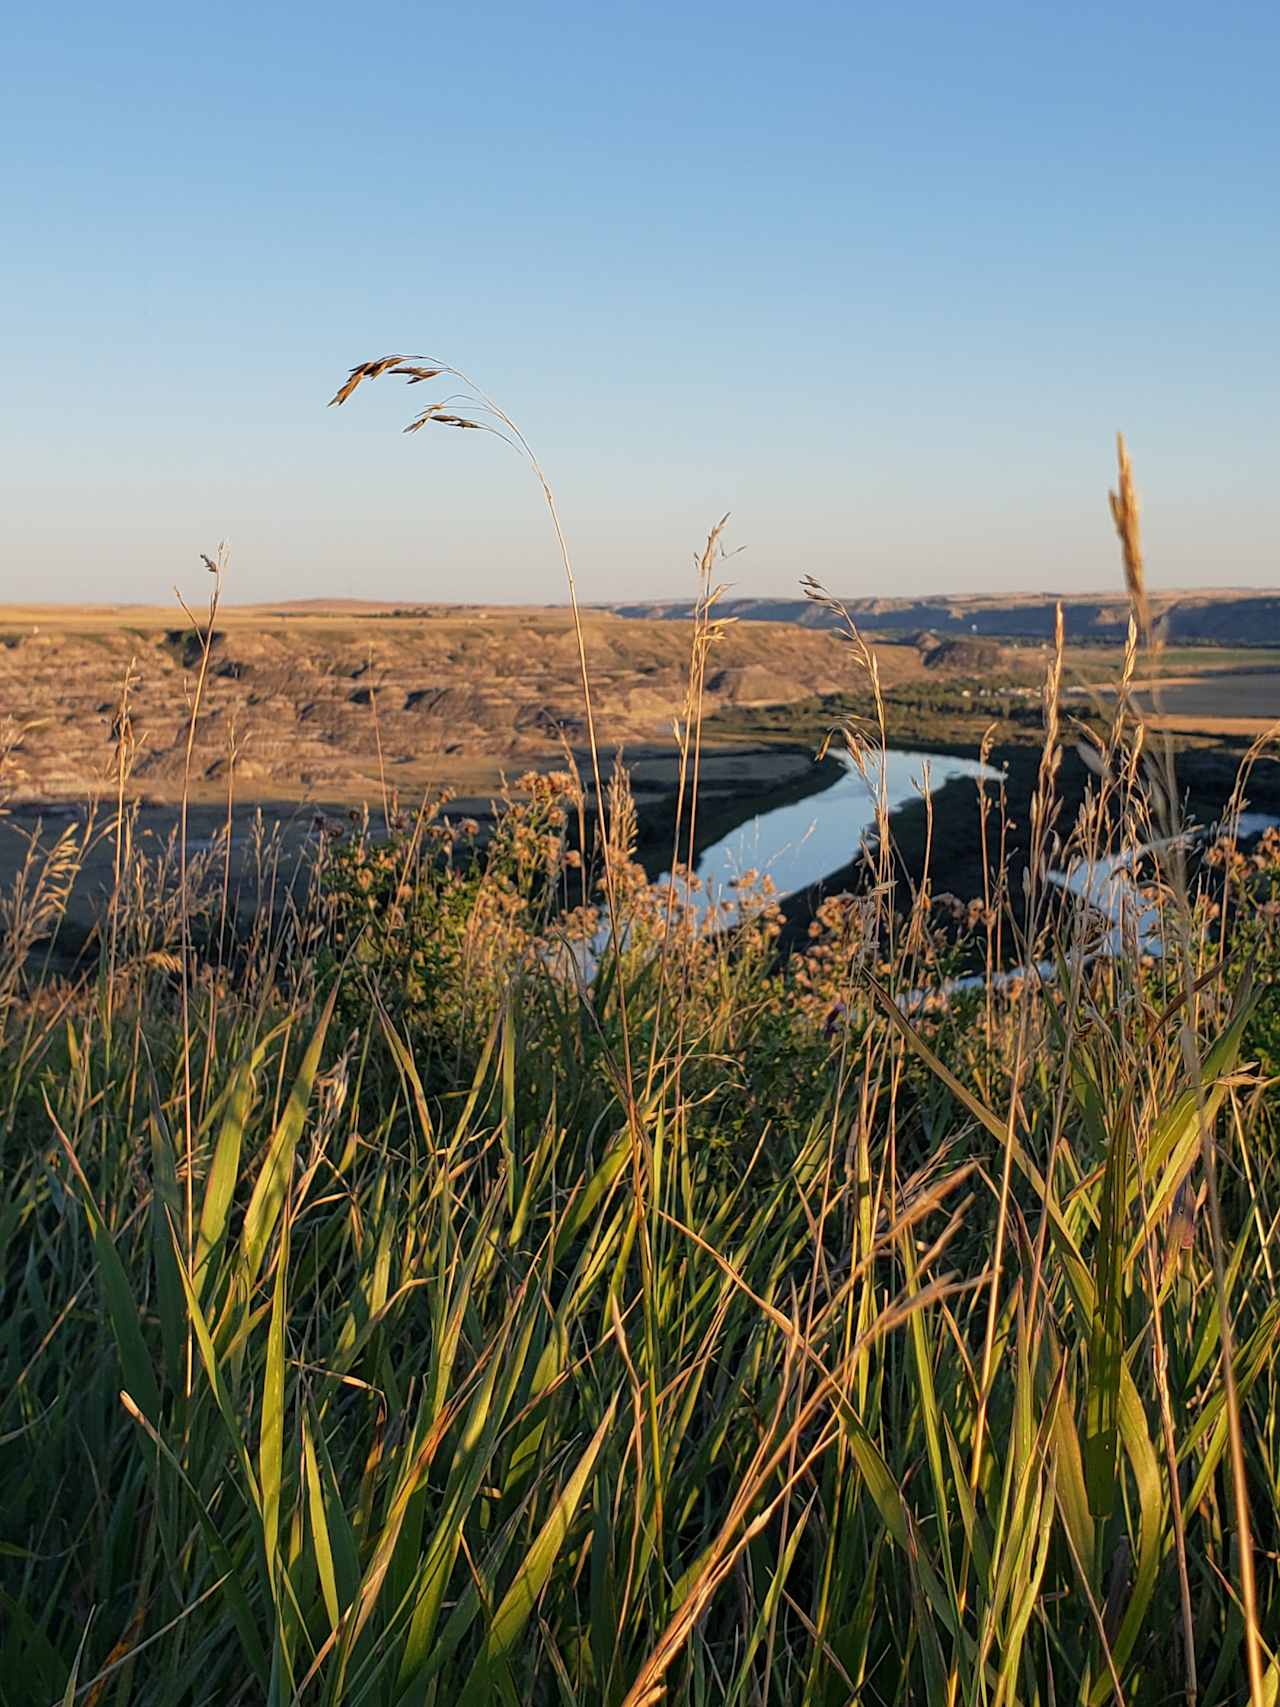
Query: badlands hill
[
  {"left": 610, "top": 588, "right": 1280, "bottom": 645},
  {"left": 0, "top": 604, "right": 943, "bottom": 806}
]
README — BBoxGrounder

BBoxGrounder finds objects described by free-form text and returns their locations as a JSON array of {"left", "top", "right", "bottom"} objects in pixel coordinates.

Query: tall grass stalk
[{"left": 1110, "top": 435, "right": 1264, "bottom": 1704}]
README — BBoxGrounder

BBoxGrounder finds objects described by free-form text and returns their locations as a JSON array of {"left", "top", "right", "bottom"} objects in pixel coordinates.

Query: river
[{"left": 681, "top": 748, "right": 1002, "bottom": 922}]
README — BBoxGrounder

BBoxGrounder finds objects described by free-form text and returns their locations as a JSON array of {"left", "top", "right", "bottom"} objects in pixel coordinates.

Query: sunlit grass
[{"left": 2, "top": 389, "right": 1278, "bottom": 1704}]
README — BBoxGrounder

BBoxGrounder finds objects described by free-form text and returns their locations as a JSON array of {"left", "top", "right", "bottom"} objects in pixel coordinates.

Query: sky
[{"left": 2, "top": 0, "right": 1277, "bottom": 608}]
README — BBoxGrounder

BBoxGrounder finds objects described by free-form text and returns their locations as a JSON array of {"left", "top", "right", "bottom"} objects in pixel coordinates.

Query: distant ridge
[
  {"left": 11, "top": 591, "right": 1275, "bottom": 645},
  {"left": 608, "top": 590, "right": 1280, "bottom": 646}
]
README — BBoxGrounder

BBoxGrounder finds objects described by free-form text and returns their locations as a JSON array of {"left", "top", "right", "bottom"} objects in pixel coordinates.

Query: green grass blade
[
  {"left": 459, "top": 1393, "right": 619, "bottom": 1705},
  {"left": 240, "top": 984, "right": 337, "bottom": 1291}
]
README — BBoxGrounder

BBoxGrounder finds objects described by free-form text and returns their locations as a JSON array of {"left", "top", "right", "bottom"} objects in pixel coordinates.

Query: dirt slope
[{"left": 0, "top": 606, "right": 935, "bottom": 805}]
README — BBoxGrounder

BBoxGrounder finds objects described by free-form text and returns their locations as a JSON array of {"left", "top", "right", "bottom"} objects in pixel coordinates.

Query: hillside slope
[
  {"left": 610, "top": 589, "right": 1280, "bottom": 644},
  {"left": 0, "top": 606, "right": 933, "bottom": 804}
]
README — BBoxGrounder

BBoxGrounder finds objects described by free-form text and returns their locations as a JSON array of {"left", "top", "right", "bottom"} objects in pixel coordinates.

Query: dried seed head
[
  {"left": 1109, "top": 434, "right": 1150, "bottom": 646},
  {"left": 403, "top": 402, "right": 448, "bottom": 434},
  {"left": 403, "top": 408, "right": 482, "bottom": 434},
  {"left": 328, "top": 355, "right": 409, "bottom": 407},
  {"left": 390, "top": 365, "right": 444, "bottom": 385}
]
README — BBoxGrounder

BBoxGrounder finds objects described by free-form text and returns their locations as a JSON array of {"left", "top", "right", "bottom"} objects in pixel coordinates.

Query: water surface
[{"left": 683, "top": 748, "right": 1002, "bottom": 920}]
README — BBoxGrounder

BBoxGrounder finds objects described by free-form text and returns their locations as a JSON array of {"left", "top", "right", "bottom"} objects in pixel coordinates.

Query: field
[{"left": 1131, "top": 671, "right": 1280, "bottom": 725}]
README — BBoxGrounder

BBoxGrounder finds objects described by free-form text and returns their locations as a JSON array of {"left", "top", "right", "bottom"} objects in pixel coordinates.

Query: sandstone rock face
[{"left": 0, "top": 605, "right": 926, "bottom": 806}]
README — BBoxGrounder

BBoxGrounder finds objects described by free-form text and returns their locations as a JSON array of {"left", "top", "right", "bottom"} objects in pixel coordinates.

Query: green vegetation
[
  {"left": 4, "top": 672, "right": 1280, "bottom": 1703},
  {"left": 4, "top": 372, "right": 1279, "bottom": 1704},
  {"left": 1070, "top": 646, "right": 1280, "bottom": 674}
]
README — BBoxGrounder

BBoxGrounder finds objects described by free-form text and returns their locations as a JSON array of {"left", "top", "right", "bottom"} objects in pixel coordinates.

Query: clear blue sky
[{"left": 2, "top": 0, "right": 1276, "bottom": 607}]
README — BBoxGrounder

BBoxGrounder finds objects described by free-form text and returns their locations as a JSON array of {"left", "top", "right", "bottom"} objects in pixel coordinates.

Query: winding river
[
  {"left": 681, "top": 748, "right": 1002, "bottom": 922},
  {"left": 582, "top": 750, "right": 1278, "bottom": 982}
]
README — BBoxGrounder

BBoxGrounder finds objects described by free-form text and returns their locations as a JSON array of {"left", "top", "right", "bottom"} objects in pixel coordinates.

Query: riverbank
[
  {"left": 706, "top": 692, "right": 1280, "bottom": 945},
  {"left": 0, "top": 739, "right": 840, "bottom": 968}
]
